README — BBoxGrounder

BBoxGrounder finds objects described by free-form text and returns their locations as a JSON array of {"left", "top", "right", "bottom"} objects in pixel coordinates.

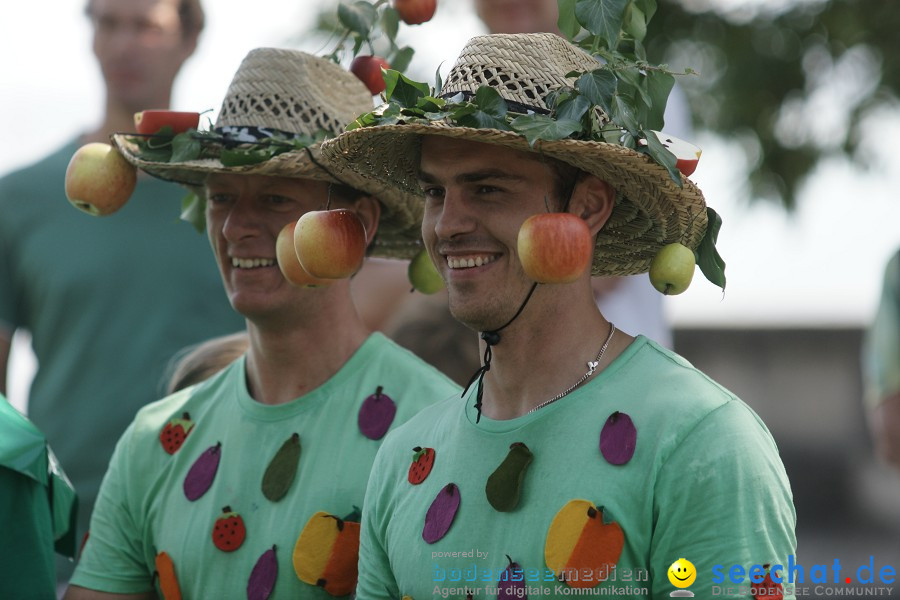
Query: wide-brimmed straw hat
[
  {"left": 321, "top": 33, "right": 710, "bottom": 276},
  {"left": 111, "top": 47, "right": 423, "bottom": 258}
]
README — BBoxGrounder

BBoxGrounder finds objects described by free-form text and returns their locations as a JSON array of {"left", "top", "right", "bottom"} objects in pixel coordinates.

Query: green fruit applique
[
  {"left": 293, "top": 510, "right": 361, "bottom": 596},
  {"left": 408, "top": 447, "right": 435, "bottom": 485},
  {"left": 485, "top": 442, "right": 533, "bottom": 512},
  {"left": 262, "top": 433, "right": 301, "bottom": 502},
  {"left": 183, "top": 442, "right": 221, "bottom": 501},
  {"left": 248, "top": 545, "right": 278, "bottom": 600},
  {"left": 154, "top": 551, "right": 182, "bottom": 600},
  {"left": 212, "top": 506, "right": 246, "bottom": 552},
  {"left": 358, "top": 386, "right": 397, "bottom": 440},
  {"left": 599, "top": 411, "right": 637, "bottom": 465},
  {"left": 159, "top": 412, "right": 194, "bottom": 454},
  {"left": 544, "top": 499, "right": 624, "bottom": 588},
  {"left": 422, "top": 483, "right": 460, "bottom": 544}
]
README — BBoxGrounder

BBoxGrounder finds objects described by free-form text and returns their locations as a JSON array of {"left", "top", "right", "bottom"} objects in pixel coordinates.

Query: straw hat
[
  {"left": 111, "top": 47, "right": 424, "bottom": 258},
  {"left": 321, "top": 33, "right": 710, "bottom": 276}
]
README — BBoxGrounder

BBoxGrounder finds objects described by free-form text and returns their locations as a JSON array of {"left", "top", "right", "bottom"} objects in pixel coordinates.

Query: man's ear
[
  {"left": 568, "top": 174, "right": 615, "bottom": 236},
  {"left": 353, "top": 195, "right": 382, "bottom": 246}
]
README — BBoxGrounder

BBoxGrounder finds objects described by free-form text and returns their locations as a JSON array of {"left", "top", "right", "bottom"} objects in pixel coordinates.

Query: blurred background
[{"left": 2, "top": 0, "right": 898, "bottom": 591}]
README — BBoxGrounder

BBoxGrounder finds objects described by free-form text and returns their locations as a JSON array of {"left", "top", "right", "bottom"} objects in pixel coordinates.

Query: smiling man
[
  {"left": 63, "top": 48, "right": 459, "bottom": 600},
  {"left": 323, "top": 33, "right": 797, "bottom": 598}
]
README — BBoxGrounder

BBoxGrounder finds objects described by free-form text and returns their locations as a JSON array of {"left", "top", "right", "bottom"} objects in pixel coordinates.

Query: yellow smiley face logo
[{"left": 668, "top": 558, "right": 697, "bottom": 588}]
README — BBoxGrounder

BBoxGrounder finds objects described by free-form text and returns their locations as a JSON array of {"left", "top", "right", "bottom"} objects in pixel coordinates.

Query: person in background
[
  {"left": 0, "top": 393, "right": 77, "bottom": 600},
  {"left": 165, "top": 331, "right": 249, "bottom": 395},
  {"left": 65, "top": 47, "right": 459, "bottom": 600},
  {"left": 0, "top": 0, "right": 244, "bottom": 584},
  {"left": 862, "top": 249, "right": 900, "bottom": 469}
]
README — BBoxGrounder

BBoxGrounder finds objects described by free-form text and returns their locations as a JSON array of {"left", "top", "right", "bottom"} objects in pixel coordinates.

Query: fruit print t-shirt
[
  {"left": 358, "top": 336, "right": 798, "bottom": 599},
  {"left": 70, "top": 332, "right": 460, "bottom": 599}
]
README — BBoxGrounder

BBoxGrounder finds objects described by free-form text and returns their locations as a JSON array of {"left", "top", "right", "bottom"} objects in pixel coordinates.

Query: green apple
[
  {"left": 64, "top": 142, "right": 137, "bottom": 216},
  {"left": 649, "top": 242, "right": 695, "bottom": 295},
  {"left": 408, "top": 249, "right": 444, "bottom": 294}
]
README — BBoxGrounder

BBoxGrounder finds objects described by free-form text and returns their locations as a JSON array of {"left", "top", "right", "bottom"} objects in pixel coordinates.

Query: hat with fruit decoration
[
  {"left": 321, "top": 32, "right": 726, "bottom": 286},
  {"left": 110, "top": 47, "right": 424, "bottom": 259}
]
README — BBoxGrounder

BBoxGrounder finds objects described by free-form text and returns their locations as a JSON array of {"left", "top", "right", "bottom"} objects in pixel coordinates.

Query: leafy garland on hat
[{"left": 347, "top": 0, "right": 727, "bottom": 291}]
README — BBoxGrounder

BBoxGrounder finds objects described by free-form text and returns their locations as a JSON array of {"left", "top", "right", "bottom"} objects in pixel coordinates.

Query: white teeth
[
  {"left": 447, "top": 255, "right": 496, "bottom": 269},
  {"left": 231, "top": 258, "right": 276, "bottom": 269}
]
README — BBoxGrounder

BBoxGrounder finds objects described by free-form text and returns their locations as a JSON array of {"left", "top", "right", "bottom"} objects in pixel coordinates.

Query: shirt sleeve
[
  {"left": 650, "top": 400, "right": 797, "bottom": 600},
  {"left": 0, "top": 467, "right": 56, "bottom": 600},
  {"left": 69, "top": 422, "right": 155, "bottom": 594},
  {"left": 0, "top": 208, "right": 20, "bottom": 332},
  {"left": 357, "top": 443, "right": 401, "bottom": 599},
  {"left": 862, "top": 252, "right": 900, "bottom": 409}
]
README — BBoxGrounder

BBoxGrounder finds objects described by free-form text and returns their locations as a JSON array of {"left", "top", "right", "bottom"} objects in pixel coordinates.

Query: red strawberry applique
[
  {"left": 407, "top": 447, "right": 435, "bottom": 485},
  {"left": 159, "top": 412, "right": 194, "bottom": 454},
  {"left": 754, "top": 565, "right": 784, "bottom": 600},
  {"left": 212, "top": 506, "right": 246, "bottom": 552}
]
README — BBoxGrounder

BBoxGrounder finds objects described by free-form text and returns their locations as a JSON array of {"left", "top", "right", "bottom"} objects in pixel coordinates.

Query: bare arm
[{"left": 63, "top": 585, "right": 155, "bottom": 600}]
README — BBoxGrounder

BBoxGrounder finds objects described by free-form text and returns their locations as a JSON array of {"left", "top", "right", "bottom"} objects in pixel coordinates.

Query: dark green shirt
[{"left": 0, "top": 139, "right": 244, "bottom": 578}]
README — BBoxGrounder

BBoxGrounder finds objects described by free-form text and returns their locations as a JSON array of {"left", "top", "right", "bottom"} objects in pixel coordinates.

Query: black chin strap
[{"left": 462, "top": 282, "right": 539, "bottom": 423}]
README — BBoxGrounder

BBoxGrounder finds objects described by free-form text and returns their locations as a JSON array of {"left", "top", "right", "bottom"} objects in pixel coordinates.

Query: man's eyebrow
[{"left": 416, "top": 169, "right": 527, "bottom": 184}]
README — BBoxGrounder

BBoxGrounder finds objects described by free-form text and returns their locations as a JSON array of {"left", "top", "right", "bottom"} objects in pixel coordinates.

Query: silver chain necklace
[{"left": 527, "top": 322, "right": 616, "bottom": 414}]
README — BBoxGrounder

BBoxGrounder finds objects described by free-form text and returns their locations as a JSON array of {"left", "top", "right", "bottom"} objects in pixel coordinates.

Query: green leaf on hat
[
  {"left": 474, "top": 87, "right": 508, "bottom": 119},
  {"left": 170, "top": 133, "right": 202, "bottom": 163},
  {"left": 337, "top": 1, "right": 378, "bottom": 37},
  {"left": 555, "top": 93, "right": 592, "bottom": 123},
  {"left": 612, "top": 95, "right": 639, "bottom": 136},
  {"left": 391, "top": 46, "right": 415, "bottom": 74},
  {"left": 510, "top": 114, "right": 582, "bottom": 147},
  {"left": 384, "top": 70, "right": 429, "bottom": 108},
  {"left": 576, "top": 69, "right": 617, "bottom": 115},
  {"left": 622, "top": 2, "right": 647, "bottom": 43},
  {"left": 380, "top": 6, "right": 400, "bottom": 43},
  {"left": 696, "top": 207, "right": 726, "bottom": 290},
  {"left": 557, "top": 0, "right": 580, "bottom": 40},
  {"left": 219, "top": 147, "right": 279, "bottom": 167},
  {"left": 575, "top": 0, "right": 628, "bottom": 51},
  {"left": 180, "top": 191, "right": 206, "bottom": 233},
  {"left": 642, "top": 130, "right": 681, "bottom": 187},
  {"left": 643, "top": 70, "right": 675, "bottom": 132}
]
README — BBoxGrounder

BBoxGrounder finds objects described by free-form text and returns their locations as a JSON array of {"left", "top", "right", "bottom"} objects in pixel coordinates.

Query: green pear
[
  {"left": 408, "top": 249, "right": 444, "bottom": 294},
  {"left": 649, "top": 243, "right": 695, "bottom": 295}
]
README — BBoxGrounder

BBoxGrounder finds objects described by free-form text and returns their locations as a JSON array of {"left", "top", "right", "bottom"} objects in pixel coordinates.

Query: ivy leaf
[
  {"left": 346, "top": 111, "right": 378, "bottom": 131},
  {"left": 416, "top": 96, "right": 445, "bottom": 112},
  {"left": 556, "top": 93, "right": 591, "bottom": 122},
  {"left": 180, "top": 191, "right": 206, "bottom": 233},
  {"left": 557, "top": 0, "right": 580, "bottom": 40},
  {"left": 575, "top": 0, "right": 628, "bottom": 50},
  {"left": 390, "top": 46, "right": 414, "bottom": 73},
  {"left": 434, "top": 62, "right": 444, "bottom": 96},
  {"left": 337, "top": 1, "right": 378, "bottom": 37},
  {"left": 635, "top": 0, "right": 657, "bottom": 21},
  {"left": 696, "top": 207, "right": 726, "bottom": 290},
  {"left": 612, "top": 95, "right": 639, "bottom": 136},
  {"left": 576, "top": 69, "right": 617, "bottom": 114},
  {"left": 384, "top": 70, "right": 429, "bottom": 107},
  {"left": 510, "top": 114, "right": 582, "bottom": 147},
  {"left": 616, "top": 67, "right": 651, "bottom": 107},
  {"left": 643, "top": 69, "right": 674, "bottom": 131},
  {"left": 219, "top": 147, "right": 277, "bottom": 167},
  {"left": 474, "top": 86, "right": 508, "bottom": 119},
  {"left": 380, "top": 6, "right": 400, "bottom": 43},
  {"left": 622, "top": 2, "right": 647, "bottom": 43},
  {"left": 642, "top": 130, "right": 681, "bottom": 187},
  {"left": 170, "top": 133, "right": 202, "bottom": 163}
]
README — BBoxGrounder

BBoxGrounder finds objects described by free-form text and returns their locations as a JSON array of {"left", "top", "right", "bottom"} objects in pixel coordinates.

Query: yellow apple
[
  {"left": 64, "top": 143, "right": 137, "bottom": 216},
  {"left": 275, "top": 221, "right": 331, "bottom": 287},
  {"left": 408, "top": 249, "right": 444, "bottom": 294}
]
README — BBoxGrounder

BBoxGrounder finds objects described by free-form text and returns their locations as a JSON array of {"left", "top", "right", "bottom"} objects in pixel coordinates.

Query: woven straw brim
[
  {"left": 322, "top": 123, "right": 708, "bottom": 276},
  {"left": 111, "top": 134, "right": 424, "bottom": 259}
]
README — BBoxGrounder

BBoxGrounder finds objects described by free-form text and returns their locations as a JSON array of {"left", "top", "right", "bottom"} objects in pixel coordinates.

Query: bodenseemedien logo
[{"left": 668, "top": 558, "right": 696, "bottom": 597}]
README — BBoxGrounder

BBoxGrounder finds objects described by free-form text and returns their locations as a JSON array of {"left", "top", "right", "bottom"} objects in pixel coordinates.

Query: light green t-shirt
[
  {"left": 359, "top": 336, "right": 797, "bottom": 599},
  {"left": 0, "top": 139, "right": 245, "bottom": 566},
  {"left": 863, "top": 251, "right": 900, "bottom": 409},
  {"left": 70, "top": 333, "right": 460, "bottom": 599}
]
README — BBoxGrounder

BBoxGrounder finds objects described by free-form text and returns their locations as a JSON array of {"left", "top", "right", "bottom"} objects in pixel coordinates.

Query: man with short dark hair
[
  {"left": 0, "top": 0, "right": 244, "bottom": 586},
  {"left": 323, "top": 32, "right": 797, "bottom": 598}
]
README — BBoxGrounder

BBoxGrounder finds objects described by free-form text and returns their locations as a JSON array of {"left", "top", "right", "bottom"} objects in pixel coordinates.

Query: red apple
[
  {"left": 293, "top": 209, "right": 367, "bottom": 279},
  {"left": 392, "top": 0, "right": 437, "bottom": 25},
  {"left": 276, "top": 221, "right": 332, "bottom": 287},
  {"left": 649, "top": 131, "right": 702, "bottom": 176},
  {"left": 134, "top": 110, "right": 200, "bottom": 135},
  {"left": 517, "top": 213, "right": 593, "bottom": 284},
  {"left": 349, "top": 55, "right": 391, "bottom": 95},
  {"left": 64, "top": 142, "right": 137, "bottom": 216}
]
